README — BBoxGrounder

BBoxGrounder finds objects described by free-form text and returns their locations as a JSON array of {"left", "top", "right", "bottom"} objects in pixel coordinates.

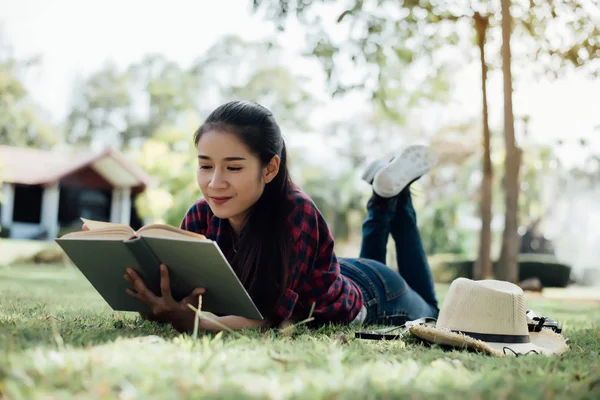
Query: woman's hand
[
  {"left": 138, "top": 311, "right": 171, "bottom": 323},
  {"left": 124, "top": 264, "right": 205, "bottom": 332}
]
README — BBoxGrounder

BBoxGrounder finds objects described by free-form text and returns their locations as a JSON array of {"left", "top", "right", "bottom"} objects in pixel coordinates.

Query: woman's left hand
[{"left": 124, "top": 263, "right": 205, "bottom": 332}]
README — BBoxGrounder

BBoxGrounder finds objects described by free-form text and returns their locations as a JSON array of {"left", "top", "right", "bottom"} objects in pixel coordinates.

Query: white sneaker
[
  {"left": 372, "top": 145, "right": 437, "bottom": 198},
  {"left": 361, "top": 153, "right": 395, "bottom": 184}
]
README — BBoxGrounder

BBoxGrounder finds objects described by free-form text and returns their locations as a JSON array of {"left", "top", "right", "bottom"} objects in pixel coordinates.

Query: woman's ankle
[{"left": 367, "top": 191, "right": 398, "bottom": 212}]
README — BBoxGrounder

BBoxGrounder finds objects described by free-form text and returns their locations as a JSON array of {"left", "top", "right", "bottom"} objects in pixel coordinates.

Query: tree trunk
[
  {"left": 498, "top": 0, "right": 522, "bottom": 283},
  {"left": 473, "top": 12, "right": 493, "bottom": 280}
]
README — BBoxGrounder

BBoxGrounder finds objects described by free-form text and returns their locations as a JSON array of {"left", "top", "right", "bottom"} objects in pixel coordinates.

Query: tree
[
  {"left": 67, "top": 35, "right": 316, "bottom": 150},
  {"left": 132, "top": 125, "right": 199, "bottom": 227},
  {"left": 127, "top": 36, "right": 318, "bottom": 225},
  {"left": 515, "top": 0, "right": 600, "bottom": 78},
  {"left": 496, "top": 0, "right": 600, "bottom": 282},
  {"left": 65, "top": 63, "right": 132, "bottom": 148},
  {"left": 292, "top": 117, "right": 376, "bottom": 241},
  {"left": 422, "top": 120, "right": 485, "bottom": 257},
  {"left": 125, "top": 54, "right": 200, "bottom": 145},
  {"left": 190, "top": 35, "right": 316, "bottom": 131},
  {"left": 66, "top": 55, "right": 200, "bottom": 149},
  {"left": 473, "top": 11, "right": 494, "bottom": 280},
  {"left": 253, "top": 0, "right": 600, "bottom": 278},
  {"left": 253, "top": 0, "right": 458, "bottom": 124},
  {"left": 497, "top": 0, "right": 520, "bottom": 283},
  {"left": 251, "top": 0, "right": 497, "bottom": 270},
  {"left": 0, "top": 41, "right": 56, "bottom": 148}
]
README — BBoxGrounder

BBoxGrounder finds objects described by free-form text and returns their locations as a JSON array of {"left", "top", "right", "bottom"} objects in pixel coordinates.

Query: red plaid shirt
[{"left": 180, "top": 185, "right": 364, "bottom": 324}]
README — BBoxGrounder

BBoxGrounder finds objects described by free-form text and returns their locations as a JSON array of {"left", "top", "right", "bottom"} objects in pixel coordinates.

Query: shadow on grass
[{"left": 1, "top": 311, "right": 180, "bottom": 352}]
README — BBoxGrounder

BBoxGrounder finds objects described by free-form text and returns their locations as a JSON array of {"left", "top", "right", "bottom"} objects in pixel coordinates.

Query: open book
[{"left": 55, "top": 218, "right": 262, "bottom": 319}]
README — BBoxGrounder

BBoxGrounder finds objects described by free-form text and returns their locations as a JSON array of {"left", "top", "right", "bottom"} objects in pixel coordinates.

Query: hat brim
[{"left": 409, "top": 324, "right": 569, "bottom": 356}]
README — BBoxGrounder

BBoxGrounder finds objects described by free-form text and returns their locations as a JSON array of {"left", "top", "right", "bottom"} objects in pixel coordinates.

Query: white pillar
[
  {"left": 120, "top": 187, "right": 131, "bottom": 226},
  {"left": 41, "top": 182, "right": 60, "bottom": 240},
  {"left": 110, "top": 188, "right": 121, "bottom": 223},
  {"left": 110, "top": 187, "right": 131, "bottom": 225},
  {"left": 1, "top": 183, "right": 15, "bottom": 234}
]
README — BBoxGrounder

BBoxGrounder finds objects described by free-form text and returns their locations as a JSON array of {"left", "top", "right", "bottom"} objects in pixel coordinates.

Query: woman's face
[{"left": 196, "top": 129, "right": 278, "bottom": 233}]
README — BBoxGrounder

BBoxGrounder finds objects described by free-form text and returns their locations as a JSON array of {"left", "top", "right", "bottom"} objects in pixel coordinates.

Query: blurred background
[{"left": 1, "top": 0, "right": 599, "bottom": 290}]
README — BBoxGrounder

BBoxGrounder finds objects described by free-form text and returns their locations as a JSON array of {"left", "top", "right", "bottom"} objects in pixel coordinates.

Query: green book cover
[{"left": 55, "top": 221, "right": 263, "bottom": 320}]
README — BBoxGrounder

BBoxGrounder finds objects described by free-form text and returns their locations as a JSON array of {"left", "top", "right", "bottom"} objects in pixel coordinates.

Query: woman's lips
[{"left": 211, "top": 196, "right": 232, "bottom": 205}]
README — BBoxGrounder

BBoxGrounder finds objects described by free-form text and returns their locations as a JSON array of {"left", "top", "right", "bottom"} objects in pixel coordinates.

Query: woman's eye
[
  {"left": 199, "top": 165, "right": 213, "bottom": 170},
  {"left": 228, "top": 167, "right": 243, "bottom": 171}
]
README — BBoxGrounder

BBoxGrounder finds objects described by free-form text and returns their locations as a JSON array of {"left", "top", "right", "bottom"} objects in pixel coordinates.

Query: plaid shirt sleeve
[
  {"left": 273, "top": 189, "right": 364, "bottom": 324},
  {"left": 179, "top": 199, "right": 210, "bottom": 235}
]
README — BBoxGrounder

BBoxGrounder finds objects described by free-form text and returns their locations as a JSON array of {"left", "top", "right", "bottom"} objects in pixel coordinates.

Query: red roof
[{"left": 0, "top": 145, "right": 154, "bottom": 188}]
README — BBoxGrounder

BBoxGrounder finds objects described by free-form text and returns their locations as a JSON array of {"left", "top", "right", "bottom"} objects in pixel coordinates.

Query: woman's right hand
[{"left": 138, "top": 311, "right": 171, "bottom": 323}]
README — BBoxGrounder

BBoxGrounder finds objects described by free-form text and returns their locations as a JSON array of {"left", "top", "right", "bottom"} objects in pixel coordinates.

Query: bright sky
[{"left": 3, "top": 0, "right": 600, "bottom": 167}]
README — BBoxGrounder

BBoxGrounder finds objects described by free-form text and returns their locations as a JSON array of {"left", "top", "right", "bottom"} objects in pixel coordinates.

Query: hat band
[{"left": 453, "top": 330, "right": 531, "bottom": 344}]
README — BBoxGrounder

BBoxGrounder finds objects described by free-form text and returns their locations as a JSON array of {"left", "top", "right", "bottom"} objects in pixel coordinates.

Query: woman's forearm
[
  {"left": 169, "top": 311, "right": 266, "bottom": 333},
  {"left": 199, "top": 315, "right": 266, "bottom": 332}
]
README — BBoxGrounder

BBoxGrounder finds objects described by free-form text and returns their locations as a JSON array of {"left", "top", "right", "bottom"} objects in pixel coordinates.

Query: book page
[
  {"left": 81, "top": 218, "right": 131, "bottom": 231},
  {"left": 61, "top": 218, "right": 206, "bottom": 241},
  {"left": 59, "top": 227, "right": 134, "bottom": 240},
  {"left": 137, "top": 224, "right": 207, "bottom": 241}
]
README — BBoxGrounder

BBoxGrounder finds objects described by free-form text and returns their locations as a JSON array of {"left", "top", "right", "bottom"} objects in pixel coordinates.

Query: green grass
[{"left": 1, "top": 264, "right": 599, "bottom": 400}]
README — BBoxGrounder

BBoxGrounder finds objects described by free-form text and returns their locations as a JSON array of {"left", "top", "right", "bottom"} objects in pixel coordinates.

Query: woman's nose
[{"left": 208, "top": 169, "right": 227, "bottom": 189}]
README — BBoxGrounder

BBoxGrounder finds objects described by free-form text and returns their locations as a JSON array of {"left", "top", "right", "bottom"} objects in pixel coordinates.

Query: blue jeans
[{"left": 339, "top": 190, "right": 439, "bottom": 325}]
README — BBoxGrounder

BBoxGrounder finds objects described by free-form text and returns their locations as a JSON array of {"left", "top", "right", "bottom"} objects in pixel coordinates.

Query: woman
[{"left": 123, "top": 100, "right": 439, "bottom": 333}]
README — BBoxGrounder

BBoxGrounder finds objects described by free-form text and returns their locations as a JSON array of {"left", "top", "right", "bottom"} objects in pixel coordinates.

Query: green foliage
[
  {"left": 129, "top": 126, "right": 199, "bottom": 227},
  {"left": 66, "top": 63, "right": 131, "bottom": 146},
  {"left": 1, "top": 264, "right": 600, "bottom": 398},
  {"left": 0, "top": 46, "right": 56, "bottom": 148},
  {"left": 0, "top": 162, "right": 5, "bottom": 240},
  {"left": 66, "top": 55, "right": 201, "bottom": 149},
  {"left": 251, "top": 0, "right": 600, "bottom": 264},
  {"left": 418, "top": 203, "right": 468, "bottom": 256},
  {"left": 288, "top": 118, "right": 395, "bottom": 242},
  {"left": 227, "top": 66, "right": 315, "bottom": 132},
  {"left": 516, "top": 0, "right": 600, "bottom": 78},
  {"left": 518, "top": 142, "right": 557, "bottom": 227},
  {"left": 126, "top": 55, "right": 201, "bottom": 141},
  {"left": 296, "top": 165, "right": 366, "bottom": 241},
  {"left": 0, "top": 159, "right": 3, "bottom": 230},
  {"left": 62, "top": 35, "right": 319, "bottom": 225},
  {"left": 253, "top": 0, "right": 461, "bottom": 124},
  {"left": 253, "top": 0, "right": 600, "bottom": 79},
  {"left": 191, "top": 35, "right": 317, "bottom": 131}
]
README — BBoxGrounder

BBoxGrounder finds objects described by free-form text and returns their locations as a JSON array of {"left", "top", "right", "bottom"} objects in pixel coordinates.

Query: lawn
[{"left": 1, "top": 263, "right": 599, "bottom": 400}]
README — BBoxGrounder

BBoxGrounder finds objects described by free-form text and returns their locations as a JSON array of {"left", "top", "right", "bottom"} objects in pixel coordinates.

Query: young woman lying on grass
[{"left": 116, "top": 100, "right": 440, "bottom": 333}]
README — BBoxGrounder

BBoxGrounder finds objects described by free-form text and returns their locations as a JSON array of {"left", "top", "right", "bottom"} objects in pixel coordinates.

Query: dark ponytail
[{"left": 193, "top": 101, "right": 293, "bottom": 321}]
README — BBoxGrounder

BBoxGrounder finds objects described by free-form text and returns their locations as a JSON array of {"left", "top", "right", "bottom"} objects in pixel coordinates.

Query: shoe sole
[
  {"left": 373, "top": 145, "right": 437, "bottom": 198},
  {"left": 361, "top": 154, "right": 395, "bottom": 183}
]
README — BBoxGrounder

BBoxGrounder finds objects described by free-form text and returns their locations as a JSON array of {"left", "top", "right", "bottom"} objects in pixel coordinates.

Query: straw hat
[{"left": 408, "top": 278, "right": 569, "bottom": 356}]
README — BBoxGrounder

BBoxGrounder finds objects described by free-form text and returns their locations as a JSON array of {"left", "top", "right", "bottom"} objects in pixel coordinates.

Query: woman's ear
[{"left": 263, "top": 155, "right": 280, "bottom": 183}]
